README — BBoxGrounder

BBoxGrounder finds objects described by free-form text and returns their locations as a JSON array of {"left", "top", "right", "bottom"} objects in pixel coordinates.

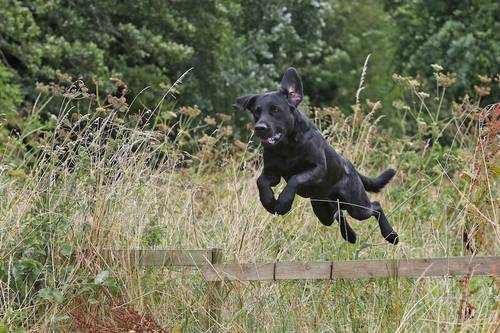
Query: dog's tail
[{"left": 359, "top": 168, "right": 396, "bottom": 193}]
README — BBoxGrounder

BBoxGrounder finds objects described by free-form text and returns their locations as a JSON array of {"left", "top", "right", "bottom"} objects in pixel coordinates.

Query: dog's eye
[
  {"left": 271, "top": 106, "right": 280, "bottom": 114},
  {"left": 254, "top": 107, "right": 261, "bottom": 117}
]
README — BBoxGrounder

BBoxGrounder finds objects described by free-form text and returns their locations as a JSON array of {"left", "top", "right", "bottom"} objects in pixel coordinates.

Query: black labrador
[{"left": 234, "top": 67, "right": 399, "bottom": 244}]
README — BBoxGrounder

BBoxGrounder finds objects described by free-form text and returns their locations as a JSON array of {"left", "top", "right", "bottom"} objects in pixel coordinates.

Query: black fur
[
  {"left": 234, "top": 67, "right": 399, "bottom": 244},
  {"left": 359, "top": 168, "right": 396, "bottom": 193}
]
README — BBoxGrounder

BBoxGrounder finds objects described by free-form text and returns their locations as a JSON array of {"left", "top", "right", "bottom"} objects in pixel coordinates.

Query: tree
[{"left": 384, "top": 0, "right": 500, "bottom": 103}]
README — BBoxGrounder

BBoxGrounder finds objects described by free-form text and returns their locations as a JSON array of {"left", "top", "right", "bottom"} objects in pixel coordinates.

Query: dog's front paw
[
  {"left": 261, "top": 198, "right": 277, "bottom": 214},
  {"left": 259, "top": 193, "right": 277, "bottom": 214},
  {"left": 275, "top": 201, "right": 291, "bottom": 215},
  {"left": 275, "top": 196, "right": 293, "bottom": 215}
]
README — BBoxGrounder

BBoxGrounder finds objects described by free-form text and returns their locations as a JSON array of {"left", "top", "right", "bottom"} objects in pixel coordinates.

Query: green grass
[{"left": 0, "top": 75, "right": 498, "bottom": 332}]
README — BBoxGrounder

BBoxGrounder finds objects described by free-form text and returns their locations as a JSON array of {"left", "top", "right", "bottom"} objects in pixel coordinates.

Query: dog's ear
[
  {"left": 280, "top": 67, "right": 303, "bottom": 107},
  {"left": 233, "top": 94, "right": 257, "bottom": 112}
]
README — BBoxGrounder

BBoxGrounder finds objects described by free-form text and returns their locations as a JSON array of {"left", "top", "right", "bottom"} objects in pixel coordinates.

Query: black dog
[{"left": 234, "top": 67, "right": 399, "bottom": 244}]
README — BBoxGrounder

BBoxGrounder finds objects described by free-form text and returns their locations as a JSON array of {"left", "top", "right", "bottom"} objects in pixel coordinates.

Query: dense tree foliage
[
  {"left": 0, "top": 0, "right": 498, "bottom": 135},
  {"left": 384, "top": 0, "right": 500, "bottom": 103}
]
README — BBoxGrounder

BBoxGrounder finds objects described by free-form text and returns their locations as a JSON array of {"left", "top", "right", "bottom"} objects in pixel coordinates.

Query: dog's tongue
[
  {"left": 262, "top": 136, "right": 273, "bottom": 144},
  {"left": 263, "top": 132, "right": 282, "bottom": 145},
  {"left": 263, "top": 134, "right": 278, "bottom": 144}
]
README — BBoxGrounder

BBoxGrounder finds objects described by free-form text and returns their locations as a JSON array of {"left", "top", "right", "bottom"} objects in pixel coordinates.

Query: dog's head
[{"left": 234, "top": 67, "right": 303, "bottom": 146}]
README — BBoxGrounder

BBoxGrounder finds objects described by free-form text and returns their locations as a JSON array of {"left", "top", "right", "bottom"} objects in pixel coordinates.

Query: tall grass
[{"left": 0, "top": 70, "right": 498, "bottom": 332}]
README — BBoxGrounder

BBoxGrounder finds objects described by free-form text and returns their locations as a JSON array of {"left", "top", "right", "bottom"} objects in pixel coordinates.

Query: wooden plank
[
  {"left": 396, "top": 257, "right": 499, "bottom": 278},
  {"left": 275, "top": 262, "right": 331, "bottom": 280},
  {"left": 101, "top": 249, "right": 212, "bottom": 267},
  {"left": 201, "top": 262, "right": 275, "bottom": 282},
  {"left": 330, "top": 257, "right": 499, "bottom": 279},
  {"left": 201, "top": 256, "right": 500, "bottom": 281}
]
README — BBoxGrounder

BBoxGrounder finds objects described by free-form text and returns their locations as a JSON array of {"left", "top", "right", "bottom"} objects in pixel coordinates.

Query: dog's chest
[{"left": 265, "top": 152, "right": 310, "bottom": 179}]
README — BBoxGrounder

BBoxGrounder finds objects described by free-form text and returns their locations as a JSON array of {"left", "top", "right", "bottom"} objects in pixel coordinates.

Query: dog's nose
[{"left": 255, "top": 123, "right": 268, "bottom": 133}]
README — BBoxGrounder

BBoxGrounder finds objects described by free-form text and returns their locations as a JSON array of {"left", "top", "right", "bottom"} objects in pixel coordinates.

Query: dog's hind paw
[{"left": 384, "top": 232, "right": 399, "bottom": 245}]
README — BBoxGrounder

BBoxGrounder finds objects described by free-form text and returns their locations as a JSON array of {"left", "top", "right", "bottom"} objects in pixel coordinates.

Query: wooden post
[{"left": 207, "top": 248, "right": 223, "bottom": 332}]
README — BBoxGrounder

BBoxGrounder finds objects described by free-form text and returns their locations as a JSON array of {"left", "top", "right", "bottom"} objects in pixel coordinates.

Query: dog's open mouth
[{"left": 261, "top": 132, "right": 282, "bottom": 145}]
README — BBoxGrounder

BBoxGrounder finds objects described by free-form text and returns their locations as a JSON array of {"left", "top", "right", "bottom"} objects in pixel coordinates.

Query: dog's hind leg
[
  {"left": 311, "top": 200, "right": 335, "bottom": 226},
  {"left": 371, "top": 201, "right": 399, "bottom": 244},
  {"left": 334, "top": 210, "right": 357, "bottom": 244},
  {"left": 311, "top": 200, "right": 357, "bottom": 243},
  {"left": 346, "top": 200, "right": 399, "bottom": 245}
]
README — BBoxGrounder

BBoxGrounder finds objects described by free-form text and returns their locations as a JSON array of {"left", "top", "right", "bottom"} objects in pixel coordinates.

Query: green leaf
[
  {"left": 94, "top": 270, "right": 109, "bottom": 285},
  {"left": 37, "top": 288, "right": 64, "bottom": 304},
  {"left": 60, "top": 244, "right": 73, "bottom": 257},
  {"left": 37, "top": 288, "right": 53, "bottom": 302},
  {"left": 52, "top": 289, "right": 64, "bottom": 304}
]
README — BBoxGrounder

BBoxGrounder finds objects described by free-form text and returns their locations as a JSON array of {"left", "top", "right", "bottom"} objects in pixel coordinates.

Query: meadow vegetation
[
  {"left": 0, "top": 63, "right": 498, "bottom": 331},
  {"left": 0, "top": 0, "right": 499, "bottom": 332}
]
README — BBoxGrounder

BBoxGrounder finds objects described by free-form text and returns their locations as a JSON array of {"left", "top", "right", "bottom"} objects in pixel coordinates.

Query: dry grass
[{"left": 0, "top": 74, "right": 498, "bottom": 332}]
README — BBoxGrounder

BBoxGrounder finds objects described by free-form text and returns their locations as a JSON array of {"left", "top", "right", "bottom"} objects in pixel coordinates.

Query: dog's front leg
[
  {"left": 257, "top": 171, "right": 280, "bottom": 214},
  {"left": 275, "top": 165, "right": 326, "bottom": 215}
]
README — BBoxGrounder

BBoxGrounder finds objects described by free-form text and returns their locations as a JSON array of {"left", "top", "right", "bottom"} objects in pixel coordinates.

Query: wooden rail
[
  {"left": 100, "top": 250, "right": 499, "bottom": 281},
  {"left": 200, "top": 256, "right": 500, "bottom": 282},
  {"left": 101, "top": 249, "right": 212, "bottom": 267}
]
